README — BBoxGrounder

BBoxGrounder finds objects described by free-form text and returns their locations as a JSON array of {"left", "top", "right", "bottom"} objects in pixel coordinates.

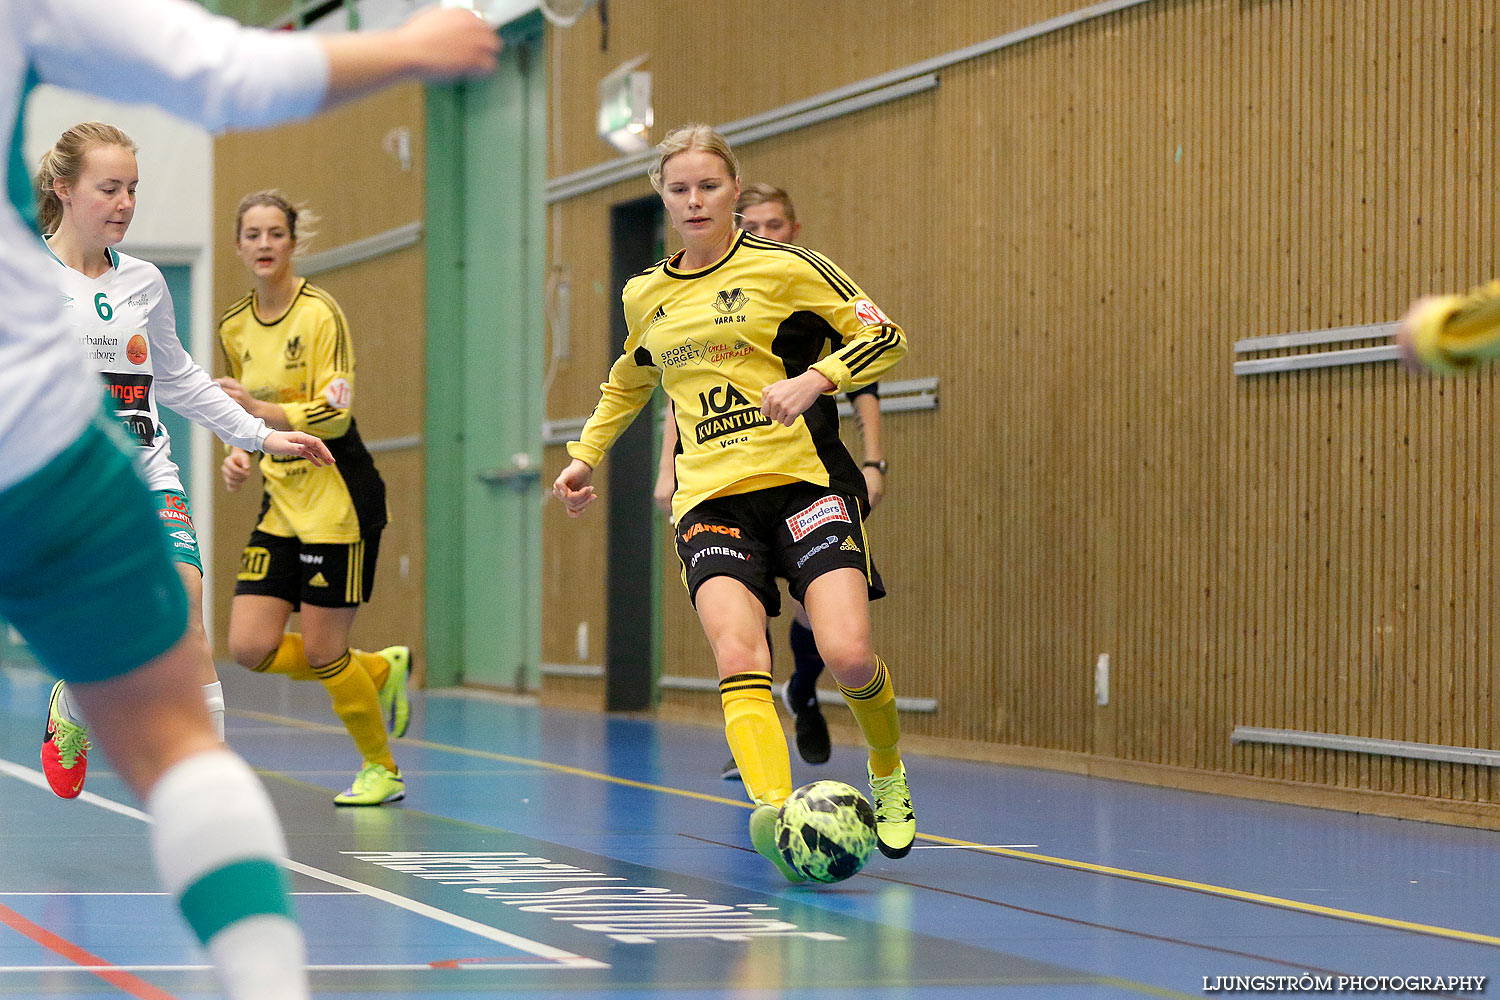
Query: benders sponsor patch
[{"left": 786, "top": 495, "right": 851, "bottom": 542}]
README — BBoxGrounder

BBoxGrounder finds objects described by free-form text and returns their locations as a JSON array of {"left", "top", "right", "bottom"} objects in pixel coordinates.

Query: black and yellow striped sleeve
[
  {"left": 284, "top": 289, "right": 354, "bottom": 439},
  {"left": 781, "top": 249, "right": 908, "bottom": 393}
]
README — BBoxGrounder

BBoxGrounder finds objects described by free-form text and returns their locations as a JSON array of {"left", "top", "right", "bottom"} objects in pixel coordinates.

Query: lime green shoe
[
  {"left": 869, "top": 763, "right": 915, "bottom": 859},
  {"left": 334, "top": 762, "right": 405, "bottom": 806},
  {"left": 748, "top": 803, "right": 805, "bottom": 883},
  {"left": 376, "top": 646, "right": 411, "bottom": 738}
]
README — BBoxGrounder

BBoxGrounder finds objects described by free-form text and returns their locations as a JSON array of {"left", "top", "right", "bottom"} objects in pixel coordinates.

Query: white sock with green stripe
[{"left": 147, "top": 749, "right": 307, "bottom": 1000}]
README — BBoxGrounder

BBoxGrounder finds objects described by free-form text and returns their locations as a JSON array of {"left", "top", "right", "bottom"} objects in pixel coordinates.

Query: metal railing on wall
[
  {"left": 1232, "top": 726, "right": 1500, "bottom": 767},
  {"left": 1232, "top": 322, "right": 1399, "bottom": 376}
]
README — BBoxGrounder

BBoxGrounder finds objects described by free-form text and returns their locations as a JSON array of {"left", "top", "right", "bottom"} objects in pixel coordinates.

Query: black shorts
[
  {"left": 675, "top": 482, "right": 884, "bottom": 617},
  {"left": 234, "top": 529, "right": 381, "bottom": 609}
]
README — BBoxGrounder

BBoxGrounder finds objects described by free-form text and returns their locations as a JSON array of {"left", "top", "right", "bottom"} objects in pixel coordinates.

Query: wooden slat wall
[
  {"left": 210, "top": 85, "right": 430, "bottom": 673},
  {"left": 542, "top": 1, "right": 1500, "bottom": 825}
]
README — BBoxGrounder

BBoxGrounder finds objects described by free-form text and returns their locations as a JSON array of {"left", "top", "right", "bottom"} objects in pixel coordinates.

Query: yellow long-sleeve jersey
[
  {"left": 1408, "top": 279, "right": 1500, "bottom": 374},
  {"left": 218, "top": 280, "right": 386, "bottom": 543},
  {"left": 568, "top": 231, "right": 907, "bottom": 524}
]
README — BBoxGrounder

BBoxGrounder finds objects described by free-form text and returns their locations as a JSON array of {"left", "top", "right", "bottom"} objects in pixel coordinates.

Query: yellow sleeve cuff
[
  {"left": 567, "top": 441, "right": 604, "bottom": 468},
  {"left": 811, "top": 357, "right": 851, "bottom": 394}
]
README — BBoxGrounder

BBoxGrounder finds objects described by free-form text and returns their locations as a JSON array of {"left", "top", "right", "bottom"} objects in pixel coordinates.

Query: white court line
[
  {"left": 0, "top": 891, "right": 358, "bottom": 896},
  {"left": 0, "top": 963, "right": 573, "bottom": 972},
  {"left": 0, "top": 758, "right": 149, "bottom": 822},
  {"left": 282, "top": 859, "right": 606, "bottom": 969},
  {"left": 912, "top": 844, "right": 1040, "bottom": 850},
  {"left": 0, "top": 755, "right": 608, "bottom": 972}
]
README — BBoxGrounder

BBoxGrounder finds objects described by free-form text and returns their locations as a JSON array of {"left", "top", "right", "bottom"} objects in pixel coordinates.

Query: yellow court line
[
  {"left": 233, "top": 709, "right": 748, "bottom": 808},
  {"left": 232, "top": 708, "right": 1500, "bottom": 949},
  {"left": 910, "top": 833, "right": 1500, "bottom": 948}
]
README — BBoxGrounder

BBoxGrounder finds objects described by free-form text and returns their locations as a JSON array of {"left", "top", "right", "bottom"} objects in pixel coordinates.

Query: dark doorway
[{"left": 605, "top": 196, "right": 667, "bottom": 711}]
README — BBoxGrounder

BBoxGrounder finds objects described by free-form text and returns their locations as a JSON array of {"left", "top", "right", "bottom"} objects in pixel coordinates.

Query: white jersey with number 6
[
  {"left": 0, "top": 0, "right": 326, "bottom": 491},
  {"left": 48, "top": 246, "right": 272, "bottom": 492}
]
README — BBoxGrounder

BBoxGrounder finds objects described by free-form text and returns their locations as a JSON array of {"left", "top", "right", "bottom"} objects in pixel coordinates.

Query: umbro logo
[
  {"left": 712, "top": 288, "right": 748, "bottom": 315},
  {"left": 840, "top": 537, "right": 861, "bottom": 552}
]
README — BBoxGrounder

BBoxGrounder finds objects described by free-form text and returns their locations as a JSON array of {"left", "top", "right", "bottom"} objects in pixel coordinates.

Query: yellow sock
[
  {"left": 351, "top": 649, "right": 389, "bottom": 689},
  {"left": 839, "top": 656, "right": 902, "bottom": 777},
  {"left": 313, "top": 651, "right": 397, "bottom": 773},
  {"left": 719, "top": 671, "right": 792, "bottom": 807},
  {"left": 252, "top": 633, "right": 316, "bottom": 681}
]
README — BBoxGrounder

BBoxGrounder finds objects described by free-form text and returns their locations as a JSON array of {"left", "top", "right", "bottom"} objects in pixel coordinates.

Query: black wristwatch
[{"left": 863, "top": 460, "right": 888, "bottom": 474}]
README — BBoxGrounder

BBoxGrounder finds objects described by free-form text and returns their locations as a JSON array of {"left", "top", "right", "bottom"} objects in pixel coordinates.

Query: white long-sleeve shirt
[
  {"left": 49, "top": 245, "right": 272, "bottom": 492},
  {"left": 0, "top": 0, "right": 327, "bottom": 491}
]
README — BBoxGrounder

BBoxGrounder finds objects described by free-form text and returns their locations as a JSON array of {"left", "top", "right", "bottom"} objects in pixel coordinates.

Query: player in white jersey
[
  {"left": 35, "top": 121, "right": 336, "bottom": 800},
  {"left": 0, "top": 3, "right": 498, "bottom": 999}
]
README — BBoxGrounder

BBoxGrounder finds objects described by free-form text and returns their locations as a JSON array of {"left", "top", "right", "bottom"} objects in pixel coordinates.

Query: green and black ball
[{"left": 775, "top": 780, "right": 878, "bottom": 883}]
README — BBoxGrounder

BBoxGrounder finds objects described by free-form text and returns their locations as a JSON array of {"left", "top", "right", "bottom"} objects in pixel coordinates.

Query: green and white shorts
[{"left": 0, "top": 415, "right": 187, "bottom": 683}]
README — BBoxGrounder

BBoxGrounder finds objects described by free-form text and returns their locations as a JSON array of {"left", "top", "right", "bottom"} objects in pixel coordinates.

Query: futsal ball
[{"left": 775, "top": 780, "right": 877, "bottom": 883}]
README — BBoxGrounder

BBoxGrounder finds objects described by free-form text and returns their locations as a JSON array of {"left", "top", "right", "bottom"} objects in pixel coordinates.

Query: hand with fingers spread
[
  {"left": 760, "top": 369, "right": 835, "bottom": 427},
  {"left": 263, "top": 431, "right": 335, "bottom": 467},
  {"left": 553, "top": 459, "right": 598, "bottom": 517}
]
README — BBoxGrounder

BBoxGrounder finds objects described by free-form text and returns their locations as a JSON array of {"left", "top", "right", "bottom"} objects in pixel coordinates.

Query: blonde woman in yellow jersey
[
  {"left": 216, "top": 191, "right": 409, "bottom": 807},
  {"left": 553, "top": 124, "right": 916, "bottom": 881},
  {"left": 656, "top": 183, "right": 890, "bottom": 780},
  {"left": 1396, "top": 281, "right": 1500, "bottom": 374}
]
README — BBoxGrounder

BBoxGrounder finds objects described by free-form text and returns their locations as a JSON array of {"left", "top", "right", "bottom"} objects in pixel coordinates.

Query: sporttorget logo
[
  {"left": 660, "top": 339, "right": 703, "bottom": 368},
  {"left": 660, "top": 339, "right": 750, "bottom": 368}
]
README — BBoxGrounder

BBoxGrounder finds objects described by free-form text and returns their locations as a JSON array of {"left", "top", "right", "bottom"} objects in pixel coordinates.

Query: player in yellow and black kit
[
  {"left": 1397, "top": 279, "right": 1500, "bottom": 375},
  {"left": 216, "top": 191, "right": 410, "bottom": 807},
  {"left": 553, "top": 124, "right": 916, "bottom": 881}
]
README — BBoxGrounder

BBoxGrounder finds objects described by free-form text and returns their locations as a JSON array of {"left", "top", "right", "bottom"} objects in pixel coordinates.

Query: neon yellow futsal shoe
[
  {"left": 748, "top": 803, "right": 805, "bottom": 883},
  {"left": 334, "top": 762, "right": 405, "bottom": 806},
  {"left": 376, "top": 646, "right": 411, "bottom": 738},
  {"left": 41, "top": 681, "right": 90, "bottom": 799},
  {"left": 868, "top": 763, "right": 915, "bottom": 859}
]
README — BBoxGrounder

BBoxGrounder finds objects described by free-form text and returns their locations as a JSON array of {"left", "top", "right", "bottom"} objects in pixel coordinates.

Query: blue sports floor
[{"left": 1, "top": 661, "right": 1497, "bottom": 999}]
